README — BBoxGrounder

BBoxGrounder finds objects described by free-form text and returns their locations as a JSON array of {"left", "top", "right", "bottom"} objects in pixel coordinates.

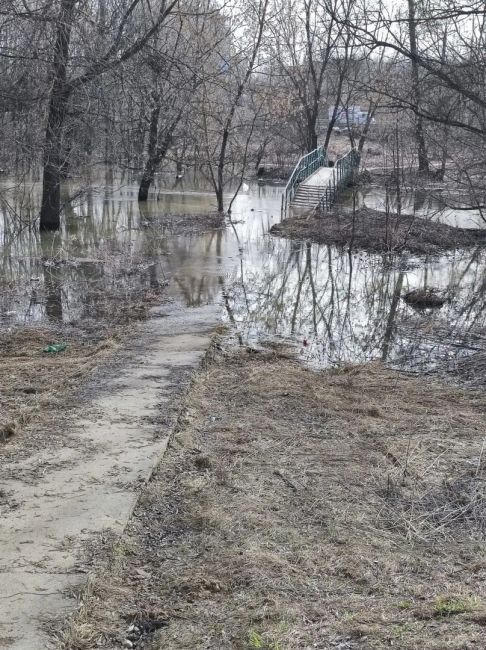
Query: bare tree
[
  {"left": 197, "top": 0, "right": 269, "bottom": 212},
  {"left": 38, "top": 0, "right": 178, "bottom": 230},
  {"left": 269, "top": 0, "right": 357, "bottom": 153}
]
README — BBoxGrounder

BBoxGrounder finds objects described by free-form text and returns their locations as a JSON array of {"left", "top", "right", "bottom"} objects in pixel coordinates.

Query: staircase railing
[
  {"left": 281, "top": 145, "right": 328, "bottom": 217},
  {"left": 318, "top": 149, "right": 360, "bottom": 212}
]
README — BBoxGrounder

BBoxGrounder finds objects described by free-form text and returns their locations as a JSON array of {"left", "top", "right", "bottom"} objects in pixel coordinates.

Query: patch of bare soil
[
  {"left": 271, "top": 208, "right": 486, "bottom": 254},
  {"left": 57, "top": 348, "right": 486, "bottom": 649}
]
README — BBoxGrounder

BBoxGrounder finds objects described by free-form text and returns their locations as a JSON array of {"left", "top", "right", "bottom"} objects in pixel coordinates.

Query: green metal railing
[
  {"left": 318, "top": 149, "right": 360, "bottom": 212},
  {"left": 281, "top": 145, "right": 328, "bottom": 216}
]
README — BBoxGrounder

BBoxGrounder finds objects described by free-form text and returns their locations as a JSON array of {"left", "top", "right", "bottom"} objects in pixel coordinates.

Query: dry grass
[
  {"left": 57, "top": 349, "right": 486, "bottom": 649},
  {"left": 151, "top": 211, "right": 225, "bottom": 234},
  {"left": 0, "top": 327, "right": 119, "bottom": 442},
  {"left": 271, "top": 208, "right": 486, "bottom": 254},
  {"left": 0, "top": 268, "right": 172, "bottom": 444}
]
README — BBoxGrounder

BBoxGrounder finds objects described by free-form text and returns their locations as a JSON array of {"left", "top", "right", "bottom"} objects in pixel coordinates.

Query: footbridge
[{"left": 281, "top": 146, "right": 359, "bottom": 217}]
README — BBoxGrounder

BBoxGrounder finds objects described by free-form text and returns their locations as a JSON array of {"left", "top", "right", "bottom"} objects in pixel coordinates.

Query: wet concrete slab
[
  {"left": 0, "top": 301, "right": 220, "bottom": 649},
  {"left": 302, "top": 166, "right": 334, "bottom": 186}
]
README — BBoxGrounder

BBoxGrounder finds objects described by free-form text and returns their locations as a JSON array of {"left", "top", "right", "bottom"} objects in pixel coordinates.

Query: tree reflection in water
[
  {"left": 1, "top": 180, "right": 486, "bottom": 380},
  {"left": 224, "top": 234, "right": 486, "bottom": 374}
]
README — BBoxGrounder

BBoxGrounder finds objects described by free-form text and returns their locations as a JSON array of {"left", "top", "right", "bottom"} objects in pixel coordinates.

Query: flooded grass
[
  {"left": 140, "top": 210, "right": 225, "bottom": 234},
  {"left": 403, "top": 288, "right": 448, "bottom": 308},
  {"left": 57, "top": 347, "right": 486, "bottom": 649},
  {"left": 0, "top": 189, "right": 226, "bottom": 445},
  {"left": 3, "top": 177, "right": 486, "bottom": 411}
]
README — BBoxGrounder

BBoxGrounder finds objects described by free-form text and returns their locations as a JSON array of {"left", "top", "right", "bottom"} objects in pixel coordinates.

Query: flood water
[
  {"left": 358, "top": 186, "right": 486, "bottom": 229},
  {"left": 2, "top": 174, "right": 486, "bottom": 382}
]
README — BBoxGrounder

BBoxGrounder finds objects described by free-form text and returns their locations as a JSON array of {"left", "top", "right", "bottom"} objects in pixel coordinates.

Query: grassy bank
[
  {"left": 271, "top": 208, "right": 486, "bottom": 254},
  {"left": 57, "top": 347, "right": 486, "bottom": 649}
]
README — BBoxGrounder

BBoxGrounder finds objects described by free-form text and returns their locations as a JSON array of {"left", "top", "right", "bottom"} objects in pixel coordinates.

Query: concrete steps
[{"left": 291, "top": 184, "right": 326, "bottom": 208}]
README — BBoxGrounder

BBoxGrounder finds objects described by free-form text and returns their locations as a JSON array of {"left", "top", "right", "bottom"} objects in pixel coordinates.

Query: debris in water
[{"left": 403, "top": 289, "right": 447, "bottom": 308}]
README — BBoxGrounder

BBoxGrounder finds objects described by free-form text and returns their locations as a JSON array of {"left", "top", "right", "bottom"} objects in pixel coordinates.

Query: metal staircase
[
  {"left": 281, "top": 146, "right": 328, "bottom": 216},
  {"left": 281, "top": 148, "right": 360, "bottom": 217}
]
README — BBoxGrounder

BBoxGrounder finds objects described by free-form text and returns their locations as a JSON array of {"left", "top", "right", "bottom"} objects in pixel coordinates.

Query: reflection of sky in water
[
  {"left": 1, "top": 178, "right": 486, "bottom": 374},
  {"left": 358, "top": 187, "right": 486, "bottom": 229}
]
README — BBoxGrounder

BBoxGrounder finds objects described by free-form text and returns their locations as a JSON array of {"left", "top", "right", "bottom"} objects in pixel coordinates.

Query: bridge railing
[
  {"left": 281, "top": 145, "right": 328, "bottom": 217},
  {"left": 318, "top": 149, "right": 360, "bottom": 212}
]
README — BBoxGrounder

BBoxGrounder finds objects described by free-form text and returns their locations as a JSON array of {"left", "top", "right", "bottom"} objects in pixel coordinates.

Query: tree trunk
[
  {"left": 305, "top": 106, "right": 318, "bottom": 152},
  {"left": 216, "top": 122, "right": 230, "bottom": 212},
  {"left": 324, "top": 107, "right": 339, "bottom": 151},
  {"left": 215, "top": 186, "right": 224, "bottom": 213},
  {"left": 357, "top": 103, "right": 377, "bottom": 160},
  {"left": 138, "top": 138, "right": 174, "bottom": 201},
  {"left": 254, "top": 138, "right": 268, "bottom": 171},
  {"left": 407, "top": 0, "right": 429, "bottom": 175},
  {"left": 138, "top": 103, "right": 160, "bottom": 201},
  {"left": 309, "top": 128, "right": 318, "bottom": 152},
  {"left": 138, "top": 104, "right": 181, "bottom": 202},
  {"left": 39, "top": 0, "right": 76, "bottom": 231}
]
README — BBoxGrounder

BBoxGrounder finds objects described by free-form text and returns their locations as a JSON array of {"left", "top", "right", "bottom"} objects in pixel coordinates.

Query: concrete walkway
[
  {"left": 302, "top": 166, "right": 335, "bottom": 187},
  {"left": 0, "top": 301, "right": 219, "bottom": 649}
]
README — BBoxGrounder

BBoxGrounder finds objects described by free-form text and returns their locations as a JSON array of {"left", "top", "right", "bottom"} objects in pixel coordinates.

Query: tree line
[{"left": 0, "top": 0, "right": 484, "bottom": 229}]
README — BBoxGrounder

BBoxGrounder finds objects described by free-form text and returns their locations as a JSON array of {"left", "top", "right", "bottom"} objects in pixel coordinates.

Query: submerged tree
[
  {"left": 196, "top": 0, "right": 269, "bottom": 212},
  {"left": 38, "top": 0, "right": 179, "bottom": 230}
]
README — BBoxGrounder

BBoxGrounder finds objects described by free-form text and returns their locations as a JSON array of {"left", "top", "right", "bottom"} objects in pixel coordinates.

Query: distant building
[{"left": 328, "top": 105, "right": 371, "bottom": 127}]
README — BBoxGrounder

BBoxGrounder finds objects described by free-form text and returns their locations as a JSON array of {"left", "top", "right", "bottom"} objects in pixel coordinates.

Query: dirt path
[
  {"left": 0, "top": 301, "right": 220, "bottom": 649},
  {"left": 57, "top": 347, "right": 486, "bottom": 649}
]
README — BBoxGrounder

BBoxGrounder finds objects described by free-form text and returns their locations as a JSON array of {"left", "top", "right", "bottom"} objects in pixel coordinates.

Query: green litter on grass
[{"left": 43, "top": 343, "right": 67, "bottom": 354}]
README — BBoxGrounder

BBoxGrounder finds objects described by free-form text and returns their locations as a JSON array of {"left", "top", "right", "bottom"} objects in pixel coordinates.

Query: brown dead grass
[
  {"left": 151, "top": 211, "right": 225, "bottom": 234},
  {"left": 0, "top": 275, "right": 172, "bottom": 444},
  {"left": 0, "top": 327, "right": 119, "bottom": 442},
  {"left": 271, "top": 208, "right": 486, "bottom": 254},
  {"left": 57, "top": 348, "right": 486, "bottom": 649}
]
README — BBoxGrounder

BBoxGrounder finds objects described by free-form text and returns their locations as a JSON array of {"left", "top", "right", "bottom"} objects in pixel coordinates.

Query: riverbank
[
  {"left": 57, "top": 345, "right": 486, "bottom": 649},
  {"left": 271, "top": 208, "right": 486, "bottom": 254}
]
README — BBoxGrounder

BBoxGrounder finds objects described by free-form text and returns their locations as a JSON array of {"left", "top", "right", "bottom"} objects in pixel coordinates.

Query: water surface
[{"left": 1, "top": 176, "right": 486, "bottom": 381}]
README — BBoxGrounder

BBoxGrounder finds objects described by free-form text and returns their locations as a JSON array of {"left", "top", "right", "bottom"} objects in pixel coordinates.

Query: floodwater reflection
[{"left": 1, "top": 179, "right": 486, "bottom": 379}]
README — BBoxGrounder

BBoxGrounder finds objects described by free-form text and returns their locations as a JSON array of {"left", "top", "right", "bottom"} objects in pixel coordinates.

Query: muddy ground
[
  {"left": 56, "top": 345, "right": 486, "bottom": 650},
  {"left": 271, "top": 208, "right": 486, "bottom": 254}
]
